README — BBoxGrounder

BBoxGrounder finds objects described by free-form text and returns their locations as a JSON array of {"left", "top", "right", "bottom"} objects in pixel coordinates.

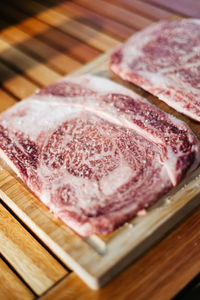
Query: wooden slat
[
  {"left": 5, "top": 0, "right": 50, "bottom": 16},
  {"left": 107, "top": 0, "right": 172, "bottom": 20},
  {"left": 0, "top": 37, "right": 61, "bottom": 87},
  {"left": 38, "top": 9, "right": 119, "bottom": 52},
  {"left": 0, "top": 19, "right": 82, "bottom": 75},
  {"left": 20, "top": 19, "right": 100, "bottom": 63},
  {"left": 0, "top": 61, "right": 37, "bottom": 99},
  {"left": 0, "top": 89, "right": 17, "bottom": 113},
  {"left": 43, "top": 1, "right": 134, "bottom": 40},
  {"left": 146, "top": 0, "right": 200, "bottom": 17},
  {"left": 0, "top": 1, "right": 100, "bottom": 63},
  {"left": 1, "top": 26, "right": 82, "bottom": 76},
  {"left": 8, "top": 0, "right": 120, "bottom": 52},
  {"left": 3, "top": 3, "right": 100, "bottom": 63},
  {"left": 0, "top": 203, "right": 67, "bottom": 295},
  {"left": 74, "top": 0, "right": 153, "bottom": 30},
  {"left": 38, "top": 3, "right": 120, "bottom": 51},
  {"left": 0, "top": 258, "right": 34, "bottom": 300},
  {"left": 41, "top": 206, "right": 200, "bottom": 300}
]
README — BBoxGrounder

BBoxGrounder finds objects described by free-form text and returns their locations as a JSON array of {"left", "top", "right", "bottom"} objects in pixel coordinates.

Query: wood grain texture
[
  {"left": 146, "top": 0, "right": 200, "bottom": 17},
  {"left": 19, "top": 18, "right": 101, "bottom": 63},
  {"left": 0, "top": 90, "right": 17, "bottom": 113},
  {"left": 41, "top": 206, "right": 200, "bottom": 300},
  {"left": 50, "top": 1, "right": 134, "bottom": 41},
  {"left": 0, "top": 61, "right": 37, "bottom": 99},
  {"left": 0, "top": 21, "right": 82, "bottom": 75},
  {"left": 2, "top": 1, "right": 101, "bottom": 63},
  {"left": 38, "top": 6, "right": 120, "bottom": 52},
  {"left": 0, "top": 258, "right": 34, "bottom": 300},
  {"left": 8, "top": 0, "right": 119, "bottom": 52},
  {"left": 74, "top": 0, "right": 153, "bottom": 29},
  {"left": 0, "top": 38, "right": 61, "bottom": 87},
  {"left": 0, "top": 204, "right": 67, "bottom": 295},
  {"left": 108, "top": 0, "right": 172, "bottom": 20}
]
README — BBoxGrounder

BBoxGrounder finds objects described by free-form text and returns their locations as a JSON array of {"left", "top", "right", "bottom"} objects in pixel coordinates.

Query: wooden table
[{"left": 0, "top": 1, "right": 199, "bottom": 299}]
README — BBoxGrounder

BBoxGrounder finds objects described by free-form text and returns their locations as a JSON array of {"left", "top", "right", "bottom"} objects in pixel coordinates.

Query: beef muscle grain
[
  {"left": 0, "top": 75, "right": 199, "bottom": 236},
  {"left": 110, "top": 19, "right": 200, "bottom": 122}
]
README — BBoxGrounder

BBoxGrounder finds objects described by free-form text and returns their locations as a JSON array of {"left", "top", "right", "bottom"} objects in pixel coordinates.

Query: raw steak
[
  {"left": 110, "top": 19, "right": 200, "bottom": 122},
  {"left": 0, "top": 75, "right": 199, "bottom": 236}
]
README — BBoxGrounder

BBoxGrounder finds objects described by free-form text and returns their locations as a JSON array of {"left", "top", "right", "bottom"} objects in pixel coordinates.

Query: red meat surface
[
  {"left": 0, "top": 75, "right": 199, "bottom": 236},
  {"left": 110, "top": 19, "right": 200, "bottom": 122}
]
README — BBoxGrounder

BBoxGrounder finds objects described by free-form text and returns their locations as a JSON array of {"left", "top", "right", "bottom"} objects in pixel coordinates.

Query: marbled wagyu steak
[
  {"left": 0, "top": 75, "right": 199, "bottom": 236},
  {"left": 110, "top": 19, "right": 200, "bottom": 122}
]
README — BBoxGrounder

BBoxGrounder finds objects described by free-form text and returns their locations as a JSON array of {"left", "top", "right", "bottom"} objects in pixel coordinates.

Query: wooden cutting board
[{"left": 0, "top": 51, "right": 200, "bottom": 290}]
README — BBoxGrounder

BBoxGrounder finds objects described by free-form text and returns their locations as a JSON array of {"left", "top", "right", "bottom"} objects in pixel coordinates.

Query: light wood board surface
[
  {"left": 0, "top": 258, "right": 34, "bottom": 300},
  {"left": 0, "top": 203, "right": 67, "bottom": 295}
]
